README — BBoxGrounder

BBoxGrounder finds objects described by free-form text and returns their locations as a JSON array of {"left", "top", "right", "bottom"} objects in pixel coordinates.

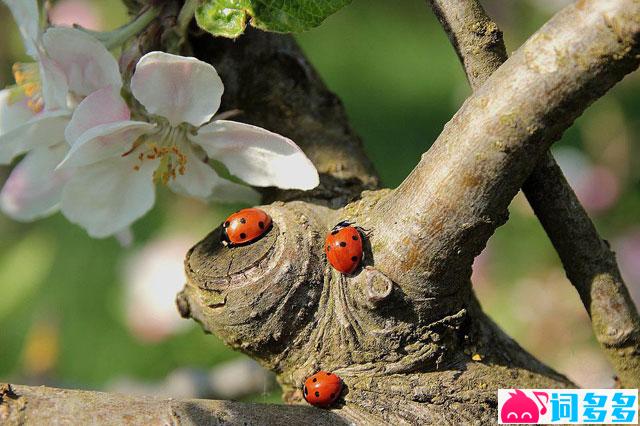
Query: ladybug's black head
[
  {"left": 220, "top": 224, "right": 231, "bottom": 247},
  {"left": 332, "top": 220, "right": 353, "bottom": 232}
]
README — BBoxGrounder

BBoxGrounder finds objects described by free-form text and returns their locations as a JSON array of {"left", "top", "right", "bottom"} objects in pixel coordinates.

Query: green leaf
[{"left": 195, "top": 0, "right": 352, "bottom": 38}]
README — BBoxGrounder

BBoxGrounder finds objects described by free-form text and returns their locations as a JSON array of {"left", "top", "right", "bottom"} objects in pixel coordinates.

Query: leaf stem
[{"left": 177, "top": 0, "right": 199, "bottom": 37}]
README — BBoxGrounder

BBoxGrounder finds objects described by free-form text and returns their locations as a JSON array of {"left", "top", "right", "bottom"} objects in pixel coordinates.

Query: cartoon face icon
[{"left": 501, "top": 390, "right": 547, "bottom": 423}]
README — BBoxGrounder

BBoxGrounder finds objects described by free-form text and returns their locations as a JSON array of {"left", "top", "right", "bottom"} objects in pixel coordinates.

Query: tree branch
[
  {"left": 427, "top": 0, "right": 640, "bottom": 388},
  {"left": 428, "top": 0, "right": 507, "bottom": 91},
  {"left": 0, "top": 383, "right": 346, "bottom": 425},
  {"left": 370, "top": 0, "right": 640, "bottom": 313},
  {"left": 523, "top": 157, "right": 640, "bottom": 387}
]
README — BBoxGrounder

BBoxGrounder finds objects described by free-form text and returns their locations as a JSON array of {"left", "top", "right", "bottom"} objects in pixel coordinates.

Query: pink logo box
[{"left": 498, "top": 389, "right": 638, "bottom": 424}]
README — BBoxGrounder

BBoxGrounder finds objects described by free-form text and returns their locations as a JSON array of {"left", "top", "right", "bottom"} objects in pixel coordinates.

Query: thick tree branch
[
  {"left": 428, "top": 0, "right": 507, "bottom": 90},
  {"left": 0, "top": 383, "right": 345, "bottom": 425},
  {"left": 523, "top": 157, "right": 640, "bottom": 387},
  {"left": 427, "top": 0, "right": 640, "bottom": 388},
  {"left": 370, "top": 0, "right": 640, "bottom": 314}
]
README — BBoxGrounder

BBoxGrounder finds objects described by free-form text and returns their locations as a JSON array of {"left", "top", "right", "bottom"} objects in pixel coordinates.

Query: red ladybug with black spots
[
  {"left": 325, "top": 221, "right": 364, "bottom": 274},
  {"left": 221, "top": 208, "right": 272, "bottom": 247},
  {"left": 303, "top": 371, "right": 343, "bottom": 407}
]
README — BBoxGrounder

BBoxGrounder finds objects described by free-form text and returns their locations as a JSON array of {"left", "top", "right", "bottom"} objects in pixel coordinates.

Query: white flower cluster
[{"left": 0, "top": 1, "right": 319, "bottom": 238}]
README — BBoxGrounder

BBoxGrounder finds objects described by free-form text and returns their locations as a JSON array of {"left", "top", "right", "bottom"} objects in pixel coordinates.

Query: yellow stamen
[
  {"left": 127, "top": 130, "right": 190, "bottom": 185},
  {"left": 11, "top": 62, "right": 43, "bottom": 113},
  {"left": 23, "top": 82, "right": 39, "bottom": 97},
  {"left": 27, "top": 97, "right": 44, "bottom": 113}
]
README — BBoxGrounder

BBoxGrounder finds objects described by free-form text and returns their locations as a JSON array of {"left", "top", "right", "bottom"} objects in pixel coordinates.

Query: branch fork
[{"left": 179, "top": 0, "right": 640, "bottom": 422}]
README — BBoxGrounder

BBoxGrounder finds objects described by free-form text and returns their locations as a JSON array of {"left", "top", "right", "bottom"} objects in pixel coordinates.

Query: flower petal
[
  {"left": 0, "top": 110, "right": 69, "bottom": 164},
  {"left": 0, "top": 143, "right": 70, "bottom": 221},
  {"left": 168, "top": 144, "right": 260, "bottom": 203},
  {"left": 65, "top": 86, "right": 130, "bottom": 145},
  {"left": 130, "top": 52, "right": 223, "bottom": 127},
  {"left": 61, "top": 154, "right": 159, "bottom": 238},
  {"left": 0, "top": 88, "right": 36, "bottom": 135},
  {"left": 3, "top": 0, "right": 40, "bottom": 58},
  {"left": 166, "top": 145, "right": 217, "bottom": 199},
  {"left": 191, "top": 120, "right": 319, "bottom": 190},
  {"left": 59, "top": 120, "right": 155, "bottom": 169},
  {"left": 38, "top": 52, "right": 71, "bottom": 110},
  {"left": 42, "top": 27, "right": 122, "bottom": 97}
]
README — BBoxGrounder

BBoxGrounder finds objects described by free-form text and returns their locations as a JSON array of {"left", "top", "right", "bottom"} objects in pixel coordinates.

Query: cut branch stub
[
  {"left": 358, "top": 266, "right": 394, "bottom": 309},
  {"left": 179, "top": 197, "right": 571, "bottom": 424},
  {"left": 180, "top": 202, "right": 330, "bottom": 361}
]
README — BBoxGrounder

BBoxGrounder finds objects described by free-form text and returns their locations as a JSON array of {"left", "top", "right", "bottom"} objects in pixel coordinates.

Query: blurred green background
[{"left": 0, "top": 0, "right": 638, "bottom": 400}]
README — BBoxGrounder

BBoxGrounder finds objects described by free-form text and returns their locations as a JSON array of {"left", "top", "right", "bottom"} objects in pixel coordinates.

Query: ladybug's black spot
[
  {"left": 331, "top": 230, "right": 339, "bottom": 235},
  {"left": 315, "top": 391, "right": 320, "bottom": 397},
  {"left": 304, "top": 386, "right": 308, "bottom": 396},
  {"left": 223, "top": 221, "right": 229, "bottom": 228},
  {"left": 258, "top": 221, "right": 265, "bottom": 229},
  {"left": 240, "top": 233, "right": 247, "bottom": 239},
  {"left": 312, "top": 377, "right": 317, "bottom": 382},
  {"left": 352, "top": 235, "right": 358, "bottom": 240},
  {"left": 326, "top": 245, "right": 331, "bottom": 251},
  {"left": 239, "top": 217, "right": 247, "bottom": 224},
  {"left": 351, "top": 256, "right": 358, "bottom": 262},
  {"left": 339, "top": 241, "right": 347, "bottom": 247},
  {"left": 326, "top": 372, "right": 332, "bottom": 375}
]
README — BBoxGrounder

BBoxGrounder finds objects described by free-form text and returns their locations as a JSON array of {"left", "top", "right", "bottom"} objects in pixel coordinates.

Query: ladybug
[
  {"left": 303, "top": 371, "right": 343, "bottom": 407},
  {"left": 221, "top": 208, "right": 272, "bottom": 246},
  {"left": 325, "top": 221, "right": 364, "bottom": 274}
]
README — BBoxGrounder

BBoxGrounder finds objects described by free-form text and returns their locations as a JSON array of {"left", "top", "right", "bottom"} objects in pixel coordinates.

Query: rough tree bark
[
  {"left": 2, "top": 0, "right": 640, "bottom": 424},
  {"left": 0, "top": 384, "right": 345, "bottom": 425},
  {"left": 427, "top": 0, "right": 640, "bottom": 389}
]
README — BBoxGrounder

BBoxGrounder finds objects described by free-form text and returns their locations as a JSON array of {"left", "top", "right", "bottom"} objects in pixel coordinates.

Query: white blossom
[
  {"left": 0, "top": 0, "right": 122, "bottom": 221},
  {"left": 59, "top": 51, "right": 319, "bottom": 238}
]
